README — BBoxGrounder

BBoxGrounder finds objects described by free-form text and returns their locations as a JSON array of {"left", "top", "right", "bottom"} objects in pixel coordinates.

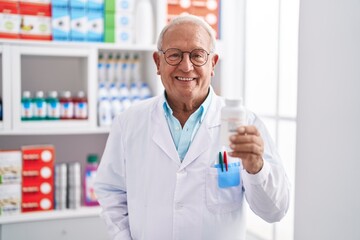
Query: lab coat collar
[
  {"left": 151, "top": 92, "right": 223, "bottom": 169},
  {"left": 152, "top": 95, "right": 181, "bottom": 166},
  {"left": 180, "top": 92, "right": 222, "bottom": 170}
]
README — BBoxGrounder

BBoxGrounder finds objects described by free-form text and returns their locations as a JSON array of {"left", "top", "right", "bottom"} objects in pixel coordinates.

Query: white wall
[{"left": 295, "top": 0, "right": 360, "bottom": 239}]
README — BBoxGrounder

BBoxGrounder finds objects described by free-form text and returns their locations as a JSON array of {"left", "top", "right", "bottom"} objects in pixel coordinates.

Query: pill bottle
[
  {"left": 60, "top": 91, "right": 74, "bottom": 119},
  {"left": 220, "top": 98, "right": 247, "bottom": 148},
  {"left": 46, "top": 91, "right": 60, "bottom": 120},
  {"left": 33, "top": 91, "right": 47, "bottom": 120},
  {"left": 74, "top": 91, "right": 88, "bottom": 119},
  {"left": 84, "top": 154, "right": 99, "bottom": 206},
  {"left": 21, "top": 91, "right": 34, "bottom": 120}
]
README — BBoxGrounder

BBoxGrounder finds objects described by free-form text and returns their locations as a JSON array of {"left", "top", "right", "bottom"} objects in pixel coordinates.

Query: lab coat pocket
[{"left": 206, "top": 162, "right": 243, "bottom": 214}]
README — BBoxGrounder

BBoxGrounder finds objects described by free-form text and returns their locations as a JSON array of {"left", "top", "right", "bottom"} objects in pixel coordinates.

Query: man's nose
[{"left": 178, "top": 53, "right": 194, "bottom": 72}]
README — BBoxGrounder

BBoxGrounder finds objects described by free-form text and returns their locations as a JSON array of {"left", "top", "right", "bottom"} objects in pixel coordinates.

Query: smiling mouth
[{"left": 175, "top": 77, "right": 196, "bottom": 81}]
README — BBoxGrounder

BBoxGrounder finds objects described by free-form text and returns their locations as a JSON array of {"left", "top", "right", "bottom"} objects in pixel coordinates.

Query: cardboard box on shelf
[{"left": 21, "top": 145, "right": 55, "bottom": 213}]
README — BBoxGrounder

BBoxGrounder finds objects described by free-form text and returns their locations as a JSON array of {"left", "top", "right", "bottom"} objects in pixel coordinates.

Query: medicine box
[
  {"left": 19, "top": 2, "right": 52, "bottom": 40},
  {"left": 70, "top": 7, "right": 87, "bottom": 41},
  {"left": 115, "top": 28, "right": 132, "bottom": 44},
  {"left": 21, "top": 145, "right": 55, "bottom": 213},
  {"left": 0, "top": 150, "right": 22, "bottom": 184},
  {"left": 70, "top": 0, "right": 87, "bottom": 9},
  {"left": 52, "top": 6, "right": 71, "bottom": 41},
  {"left": 0, "top": 184, "right": 21, "bottom": 216},
  {"left": 88, "top": 0, "right": 104, "bottom": 10},
  {"left": 87, "top": 8, "right": 103, "bottom": 42},
  {"left": 0, "top": 0, "right": 20, "bottom": 39},
  {"left": 115, "top": 12, "right": 133, "bottom": 29}
]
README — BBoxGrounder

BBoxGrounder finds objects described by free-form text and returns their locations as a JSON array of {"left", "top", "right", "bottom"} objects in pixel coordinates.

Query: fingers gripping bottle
[{"left": 220, "top": 98, "right": 247, "bottom": 149}]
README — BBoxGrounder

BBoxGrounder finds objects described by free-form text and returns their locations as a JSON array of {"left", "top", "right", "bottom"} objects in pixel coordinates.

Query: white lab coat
[{"left": 94, "top": 93, "right": 290, "bottom": 240}]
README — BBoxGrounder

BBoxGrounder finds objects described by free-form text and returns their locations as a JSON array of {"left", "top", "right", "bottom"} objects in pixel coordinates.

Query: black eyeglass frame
[{"left": 158, "top": 48, "right": 212, "bottom": 67}]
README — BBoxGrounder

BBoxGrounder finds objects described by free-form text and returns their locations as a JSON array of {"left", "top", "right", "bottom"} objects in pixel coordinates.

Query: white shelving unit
[
  {"left": 0, "top": 40, "right": 163, "bottom": 135},
  {"left": 0, "top": 206, "right": 101, "bottom": 225},
  {"left": 0, "top": 1, "right": 234, "bottom": 239}
]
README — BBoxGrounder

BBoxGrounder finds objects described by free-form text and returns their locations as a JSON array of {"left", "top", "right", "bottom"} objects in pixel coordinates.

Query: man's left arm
[{"left": 228, "top": 117, "right": 290, "bottom": 222}]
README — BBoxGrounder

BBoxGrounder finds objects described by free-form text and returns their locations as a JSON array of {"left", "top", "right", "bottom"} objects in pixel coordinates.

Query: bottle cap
[
  {"left": 77, "top": 91, "right": 86, "bottom": 98},
  {"left": 48, "top": 91, "right": 58, "bottom": 98},
  {"left": 23, "top": 91, "right": 32, "bottom": 98},
  {"left": 36, "top": 91, "right": 44, "bottom": 98},
  {"left": 87, "top": 154, "right": 99, "bottom": 163},
  {"left": 61, "top": 91, "right": 72, "bottom": 98},
  {"left": 225, "top": 98, "right": 242, "bottom": 107}
]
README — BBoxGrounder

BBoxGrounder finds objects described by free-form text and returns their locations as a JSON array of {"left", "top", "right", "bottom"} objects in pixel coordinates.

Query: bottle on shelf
[
  {"left": 46, "top": 91, "right": 60, "bottom": 120},
  {"left": 129, "top": 82, "right": 140, "bottom": 103},
  {"left": 68, "top": 162, "right": 81, "bottom": 209},
  {"left": 84, "top": 154, "right": 99, "bottom": 206},
  {"left": 123, "top": 53, "right": 131, "bottom": 85},
  {"left": 115, "top": 53, "right": 122, "bottom": 83},
  {"left": 135, "top": 0, "right": 154, "bottom": 45},
  {"left": 98, "top": 96, "right": 112, "bottom": 127},
  {"left": 73, "top": 91, "right": 88, "bottom": 120},
  {"left": 106, "top": 53, "right": 115, "bottom": 83},
  {"left": 21, "top": 91, "right": 34, "bottom": 121},
  {"left": 33, "top": 91, "right": 47, "bottom": 120},
  {"left": 60, "top": 91, "right": 74, "bottom": 120},
  {"left": 119, "top": 83, "right": 132, "bottom": 110},
  {"left": 130, "top": 53, "right": 141, "bottom": 83},
  {"left": 139, "top": 82, "right": 152, "bottom": 100},
  {"left": 98, "top": 53, "right": 106, "bottom": 83}
]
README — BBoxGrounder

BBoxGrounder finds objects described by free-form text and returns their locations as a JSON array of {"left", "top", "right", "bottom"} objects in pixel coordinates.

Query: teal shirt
[{"left": 163, "top": 89, "right": 212, "bottom": 161}]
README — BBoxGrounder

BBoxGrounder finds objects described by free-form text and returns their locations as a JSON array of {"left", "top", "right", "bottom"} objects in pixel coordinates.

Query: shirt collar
[{"left": 162, "top": 87, "right": 213, "bottom": 123}]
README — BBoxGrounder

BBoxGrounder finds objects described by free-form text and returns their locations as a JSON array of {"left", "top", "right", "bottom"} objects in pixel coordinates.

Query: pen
[
  {"left": 223, "top": 151, "right": 228, "bottom": 171},
  {"left": 218, "top": 151, "right": 224, "bottom": 172}
]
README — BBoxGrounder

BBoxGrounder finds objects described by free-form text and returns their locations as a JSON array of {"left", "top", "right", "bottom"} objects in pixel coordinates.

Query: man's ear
[
  {"left": 211, "top": 54, "right": 219, "bottom": 77},
  {"left": 153, "top": 52, "right": 161, "bottom": 75}
]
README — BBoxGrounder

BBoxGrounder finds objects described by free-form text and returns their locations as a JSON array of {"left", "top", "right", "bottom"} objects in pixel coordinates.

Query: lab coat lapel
[
  {"left": 180, "top": 96, "right": 222, "bottom": 170},
  {"left": 151, "top": 97, "right": 181, "bottom": 166}
]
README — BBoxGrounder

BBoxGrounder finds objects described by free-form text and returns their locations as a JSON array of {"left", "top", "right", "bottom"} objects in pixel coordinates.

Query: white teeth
[{"left": 177, "top": 77, "right": 194, "bottom": 81}]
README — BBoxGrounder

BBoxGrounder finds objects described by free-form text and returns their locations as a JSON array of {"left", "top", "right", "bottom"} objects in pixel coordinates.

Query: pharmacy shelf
[
  {"left": 0, "top": 207, "right": 101, "bottom": 225},
  {"left": 0, "top": 125, "right": 111, "bottom": 135},
  {"left": 0, "top": 39, "right": 157, "bottom": 52}
]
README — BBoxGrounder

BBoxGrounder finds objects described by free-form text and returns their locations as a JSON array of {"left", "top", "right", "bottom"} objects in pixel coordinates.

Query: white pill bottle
[{"left": 220, "top": 98, "right": 247, "bottom": 148}]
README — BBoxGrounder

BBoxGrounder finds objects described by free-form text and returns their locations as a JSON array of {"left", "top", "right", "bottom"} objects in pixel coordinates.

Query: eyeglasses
[{"left": 159, "top": 48, "right": 211, "bottom": 67}]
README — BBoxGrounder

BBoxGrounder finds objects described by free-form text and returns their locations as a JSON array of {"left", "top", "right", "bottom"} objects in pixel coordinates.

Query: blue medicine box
[
  {"left": 88, "top": 0, "right": 104, "bottom": 10},
  {"left": 52, "top": 6, "right": 70, "bottom": 41},
  {"left": 87, "top": 9, "right": 104, "bottom": 42},
  {"left": 70, "top": 7, "right": 87, "bottom": 41}
]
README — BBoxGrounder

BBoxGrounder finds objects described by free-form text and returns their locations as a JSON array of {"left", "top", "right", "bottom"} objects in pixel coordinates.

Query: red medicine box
[{"left": 21, "top": 145, "right": 55, "bottom": 213}]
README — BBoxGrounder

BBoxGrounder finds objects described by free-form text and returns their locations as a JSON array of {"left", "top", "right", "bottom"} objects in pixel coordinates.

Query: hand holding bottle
[{"left": 228, "top": 126, "right": 264, "bottom": 174}]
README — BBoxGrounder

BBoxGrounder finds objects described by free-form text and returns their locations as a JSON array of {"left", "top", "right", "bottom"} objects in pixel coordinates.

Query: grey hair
[{"left": 156, "top": 14, "right": 217, "bottom": 52}]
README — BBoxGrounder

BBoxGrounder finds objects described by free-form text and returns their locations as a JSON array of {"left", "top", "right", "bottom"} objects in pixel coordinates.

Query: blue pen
[{"left": 218, "top": 151, "right": 224, "bottom": 172}]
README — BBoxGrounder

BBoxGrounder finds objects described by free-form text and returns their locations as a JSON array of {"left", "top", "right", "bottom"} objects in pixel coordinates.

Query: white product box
[
  {"left": 0, "top": 184, "right": 21, "bottom": 216},
  {"left": 115, "top": 0, "right": 134, "bottom": 13},
  {"left": 115, "top": 12, "right": 133, "bottom": 29},
  {"left": 20, "top": 14, "right": 52, "bottom": 37},
  {"left": 115, "top": 28, "right": 133, "bottom": 44},
  {"left": 0, "top": 150, "right": 22, "bottom": 184},
  {"left": 0, "top": 13, "right": 20, "bottom": 36}
]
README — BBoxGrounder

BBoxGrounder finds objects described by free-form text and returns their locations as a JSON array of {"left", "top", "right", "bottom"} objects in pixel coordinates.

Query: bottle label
[
  {"left": 85, "top": 170, "right": 98, "bottom": 203},
  {"left": 60, "top": 102, "right": 74, "bottom": 118},
  {"left": 74, "top": 102, "right": 88, "bottom": 119},
  {"left": 47, "top": 101, "right": 60, "bottom": 118},
  {"left": 22, "top": 101, "right": 33, "bottom": 119},
  {"left": 34, "top": 101, "right": 47, "bottom": 118}
]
